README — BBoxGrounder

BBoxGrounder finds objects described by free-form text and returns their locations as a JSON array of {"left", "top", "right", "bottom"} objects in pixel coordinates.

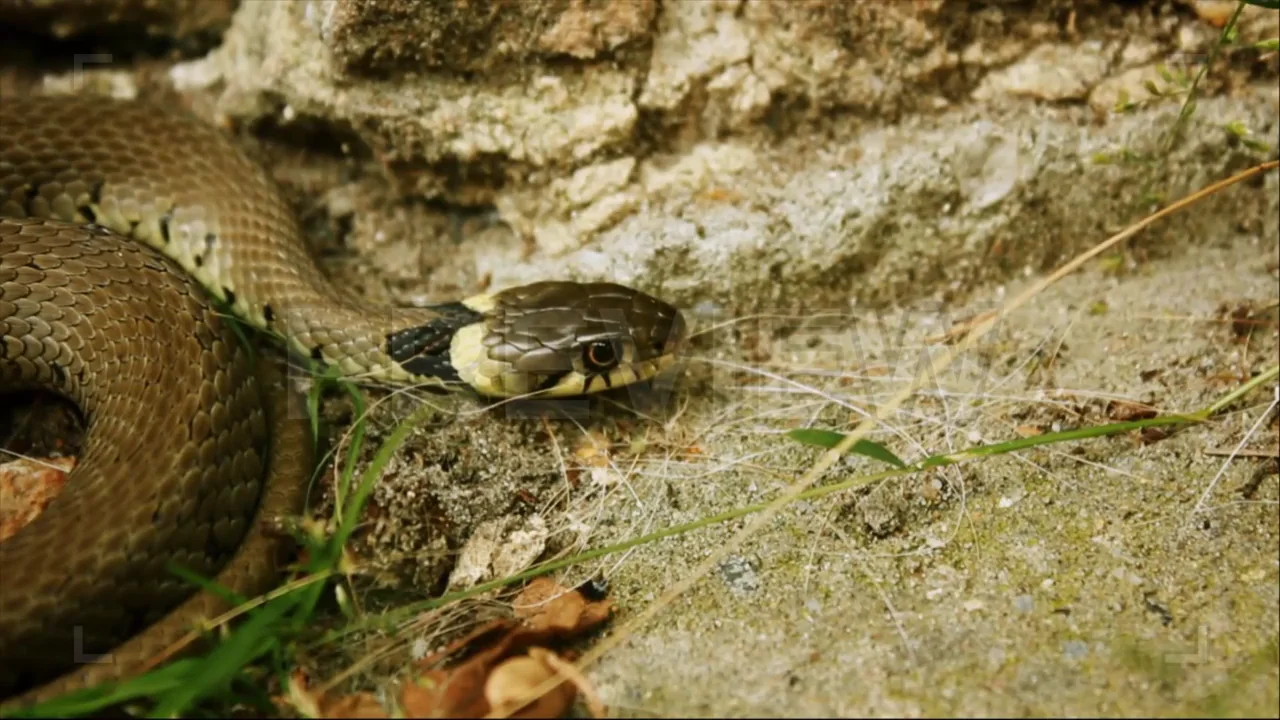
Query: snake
[{"left": 0, "top": 93, "right": 686, "bottom": 707}]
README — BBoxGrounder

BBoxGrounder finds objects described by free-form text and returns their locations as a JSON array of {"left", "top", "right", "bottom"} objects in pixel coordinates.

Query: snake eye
[{"left": 583, "top": 341, "right": 619, "bottom": 372}]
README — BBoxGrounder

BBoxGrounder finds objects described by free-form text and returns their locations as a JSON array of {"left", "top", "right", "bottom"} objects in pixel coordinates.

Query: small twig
[{"left": 1239, "top": 457, "right": 1279, "bottom": 499}]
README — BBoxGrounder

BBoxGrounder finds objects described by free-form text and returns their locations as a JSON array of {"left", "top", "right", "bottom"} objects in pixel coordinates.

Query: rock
[
  {"left": 153, "top": 0, "right": 1277, "bottom": 314},
  {"left": 324, "top": 0, "right": 656, "bottom": 73}
]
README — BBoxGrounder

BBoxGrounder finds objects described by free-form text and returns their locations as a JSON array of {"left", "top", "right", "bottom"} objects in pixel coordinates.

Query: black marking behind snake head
[{"left": 385, "top": 302, "right": 484, "bottom": 381}]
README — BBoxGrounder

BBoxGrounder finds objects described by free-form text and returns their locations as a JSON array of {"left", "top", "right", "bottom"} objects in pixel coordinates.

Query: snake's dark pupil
[{"left": 586, "top": 341, "right": 616, "bottom": 369}]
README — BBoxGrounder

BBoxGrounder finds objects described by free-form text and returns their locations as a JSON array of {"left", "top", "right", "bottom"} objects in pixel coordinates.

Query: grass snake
[{"left": 0, "top": 94, "right": 685, "bottom": 706}]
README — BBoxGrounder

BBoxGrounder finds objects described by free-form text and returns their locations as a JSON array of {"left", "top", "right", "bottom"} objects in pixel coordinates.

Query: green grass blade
[
  {"left": 147, "top": 595, "right": 294, "bottom": 718},
  {"left": 786, "top": 428, "right": 907, "bottom": 468},
  {"left": 1, "top": 660, "right": 205, "bottom": 719},
  {"left": 164, "top": 563, "right": 249, "bottom": 609},
  {"left": 334, "top": 382, "right": 368, "bottom": 511}
]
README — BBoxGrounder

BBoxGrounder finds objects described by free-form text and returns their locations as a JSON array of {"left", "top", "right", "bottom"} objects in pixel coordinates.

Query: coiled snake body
[{"left": 0, "top": 94, "right": 685, "bottom": 706}]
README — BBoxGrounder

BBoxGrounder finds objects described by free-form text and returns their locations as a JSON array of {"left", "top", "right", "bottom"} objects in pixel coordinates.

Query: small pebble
[
  {"left": 1063, "top": 640, "right": 1089, "bottom": 660},
  {"left": 718, "top": 555, "right": 761, "bottom": 594}
]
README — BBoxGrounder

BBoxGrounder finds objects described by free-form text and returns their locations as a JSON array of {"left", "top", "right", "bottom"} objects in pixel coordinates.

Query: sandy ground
[{"left": 579, "top": 240, "right": 1279, "bottom": 717}]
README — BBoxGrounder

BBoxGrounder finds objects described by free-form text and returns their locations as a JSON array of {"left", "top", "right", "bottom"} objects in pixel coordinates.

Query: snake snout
[
  {"left": 654, "top": 305, "right": 688, "bottom": 358},
  {"left": 450, "top": 281, "right": 686, "bottom": 398}
]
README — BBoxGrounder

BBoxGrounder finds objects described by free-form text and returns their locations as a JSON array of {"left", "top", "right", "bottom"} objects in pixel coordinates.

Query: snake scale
[{"left": 0, "top": 94, "right": 685, "bottom": 707}]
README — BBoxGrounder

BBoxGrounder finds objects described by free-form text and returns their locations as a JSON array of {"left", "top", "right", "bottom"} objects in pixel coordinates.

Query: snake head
[{"left": 450, "top": 281, "right": 686, "bottom": 398}]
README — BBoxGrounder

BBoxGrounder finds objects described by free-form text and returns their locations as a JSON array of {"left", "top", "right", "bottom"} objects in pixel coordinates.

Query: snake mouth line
[{"left": 533, "top": 352, "right": 681, "bottom": 396}]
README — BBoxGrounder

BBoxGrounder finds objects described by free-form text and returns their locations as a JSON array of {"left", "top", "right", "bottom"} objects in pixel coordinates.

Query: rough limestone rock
[{"left": 158, "top": 0, "right": 1276, "bottom": 314}]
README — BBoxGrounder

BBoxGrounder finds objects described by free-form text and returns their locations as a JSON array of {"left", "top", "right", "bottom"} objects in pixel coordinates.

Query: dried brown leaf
[
  {"left": 512, "top": 577, "right": 613, "bottom": 633},
  {"left": 527, "top": 648, "right": 602, "bottom": 718},
  {"left": 311, "top": 580, "right": 614, "bottom": 719},
  {"left": 1106, "top": 399, "right": 1158, "bottom": 422},
  {"left": 484, "top": 651, "right": 575, "bottom": 719},
  {"left": 0, "top": 457, "right": 74, "bottom": 542},
  {"left": 403, "top": 664, "right": 494, "bottom": 718},
  {"left": 277, "top": 670, "right": 389, "bottom": 719}
]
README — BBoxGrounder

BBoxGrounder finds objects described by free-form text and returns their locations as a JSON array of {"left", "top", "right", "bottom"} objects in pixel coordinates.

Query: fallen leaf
[
  {"left": 527, "top": 648, "right": 603, "bottom": 719},
  {"left": 0, "top": 456, "right": 74, "bottom": 542},
  {"left": 403, "top": 663, "right": 493, "bottom": 718},
  {"left": 512, "top": 577, "right": 613, "bottom": 633},
  {"left": 279, "top": 669, "right": 388, "bottom": 719},
  {"left": 414, "top": 619, "right": 515, "bottom": 671},
  {"left": 1106, "top": 399, "right": 1158, "bottom": 422},
  {"left": 279, "top": 670, "right": 322, "bottom": 717},
  {"left": 310, "top": 580, "right": 614, "bottom": 719},
  {"left": 1139, "top": 427, "right": 1172, "bottom": 445},
  {"left": 484, "top": 651, "right": 575, "bottom": 719},
  {"left": 399, "top": 619, "right": 565, "bottom": 718}
]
